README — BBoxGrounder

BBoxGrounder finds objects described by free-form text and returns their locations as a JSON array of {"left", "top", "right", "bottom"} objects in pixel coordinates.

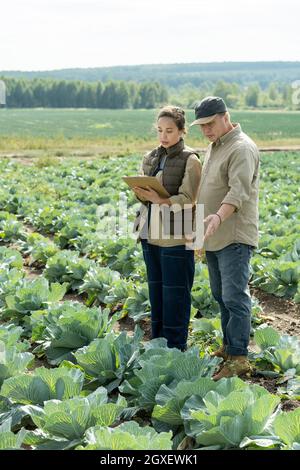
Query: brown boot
[
  {"left": 211, "top": 345, "right": 228, "bottom": 361},
  {"left": 212, "top": 355, "right": 251, "bottom": 381}
]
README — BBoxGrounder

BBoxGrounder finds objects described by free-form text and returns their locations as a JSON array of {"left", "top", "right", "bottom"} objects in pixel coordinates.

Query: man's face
[{"left": 199, "top": 114, "right": 228, "bottom": 142}]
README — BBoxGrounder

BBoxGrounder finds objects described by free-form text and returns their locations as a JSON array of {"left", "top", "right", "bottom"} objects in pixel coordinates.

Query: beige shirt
[
  {"left": 198, "top": 123, "right": 259, "bottom": 251},
  {"left": 135, "top": 153, "right": 202, "bottom": 247}
]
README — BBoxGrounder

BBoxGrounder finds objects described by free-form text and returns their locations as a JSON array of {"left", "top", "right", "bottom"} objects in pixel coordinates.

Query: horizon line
[{"left": 1, "top": 60, "right": 300, "bottom": 74}]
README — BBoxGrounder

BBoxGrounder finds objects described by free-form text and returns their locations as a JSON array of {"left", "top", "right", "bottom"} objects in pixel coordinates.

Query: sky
[{"left": 0, "top": 0, "right": 299, "bottom": 71}]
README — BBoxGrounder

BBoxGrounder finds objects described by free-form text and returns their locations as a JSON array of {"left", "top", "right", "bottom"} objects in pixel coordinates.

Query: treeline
[
  {"left": 1, "top": 77, "right": 168, "bottom": 109},
  {"left": 1, "top": 62, "right": 300, "bottom": 88},
  {"left": 170, "top": 80, "right": 298, "bottom": 110},
  {"left": 0, "top": 77, "right": 298, "bottom": 109}
]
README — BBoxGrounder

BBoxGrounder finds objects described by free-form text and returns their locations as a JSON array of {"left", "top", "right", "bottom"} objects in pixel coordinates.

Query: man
[{"left": 190, "top": 96, "right": 259, "bottom": 380}]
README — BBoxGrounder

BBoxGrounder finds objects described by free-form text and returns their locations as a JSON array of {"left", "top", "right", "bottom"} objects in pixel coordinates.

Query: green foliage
[
  {"left": 44, "top": 250, "right": 93, "bottom": 291},
  {"left": 0, "top": 148, "right": 299, "bottom": 452},
  {"left": 0, "top": 211, "right": 26, "bottom": 242},
  {"left": 0, "top": 396, "right": 29, "bottom": 429},
  {"left": 28, "top": 205, "right": 63, "bottom": 233},
  {"left": 31, "top": 302, "right": 115, "bottom": 365},
  {"left": 74, "top": 328, "right": 144, "bottom": 392},
  {"left": 2, "top": 77, "right": 168, "bottom": 109},
  {"left": 189, "top": 317, "right": 222, "bottom": 352},
  {"left": 99, "top": 238, "right": 142, "bottom": 278},
  {"left": 191, "top": 263, "right": 220, "bottom": 317},
  {"left": 0, "top": 267, "right": 25, "bottom": 308},
  {"left": 254, "top": 325, "right": 300, "bottom": 376},
  {"left": 77, "top": 421, "right": 173, "bottom": 450},
  {"left": 123, "top": 283, "right": 150, "bottom": 321},
  {"left": 22, "top": 387, "right": 127, "bottom": 449},
  {"left": 104, "top": 278, "right": 134, "bottom": 307},
  {"left": 152, "top": 377, "right": 218, "bottom": 429},
  {"left": 278, "top": 377, "right": 300, "bottom": 400},
  {"left": 182, "top": 379, "right": 280, "bottom": 449},
  {"left": 0, "top": 324, "right": 30, "bottom": 352},
  {"left": 20, "top": 232, "right": 60, "bottom": 266},
  {"left": 3, "top": 62, "right": 300, "bottom": 110},
  {"left": 273, "top": 408, "right": 300, "bottom": 450},
  {"left": 79, "top": 265, "right": 121, "bottom": 305},
  {"left": 0, "top": 347, "right": 34, "bottom": 387},
  {"left": 0, "top": 246, "right": 23, "bottom": 269},
  {"left": 252, "top": 258, "right": 299, "bottom": 300},
  {"left": 254, "top": 325, "right": 281, "bottom": 350},
  {"left": 54, "top": 217, "right": 94, "bottom": 250},
  {"left": 2, "top": 277, "right": 67, "bottom": 325},
  {"left": 120, "top": 341, "right": 220, "bottom": 411},
  {"left": 0, "top": 366, "right": 85, "bottom": 405},
  {"left": 0, "top": 418, "right": 28, "bottom": 450},
  {"left": 245, "top": 83, "right": 260, "bottom": 107}
]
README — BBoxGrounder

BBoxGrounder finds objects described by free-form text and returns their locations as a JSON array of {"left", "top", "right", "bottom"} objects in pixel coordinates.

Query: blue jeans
[
  {"left": 206, "top": 243, "right": 253, "bottom": 356},
  {"left": 141, "top": 240, "right": 195, "bottom": 351}
]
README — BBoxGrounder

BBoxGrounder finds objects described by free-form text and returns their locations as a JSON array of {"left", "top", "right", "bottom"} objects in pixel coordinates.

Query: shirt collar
[
  {"left": 158, "top": 138, "right": 185, "bottom": 158},
  {"left": 213, "top": 123, "right": 241, "bottom": 147}
]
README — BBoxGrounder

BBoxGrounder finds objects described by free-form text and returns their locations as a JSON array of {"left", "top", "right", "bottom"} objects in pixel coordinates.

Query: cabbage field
[{"left": 0, "top": 150, "right": 299, "bottom": 451}]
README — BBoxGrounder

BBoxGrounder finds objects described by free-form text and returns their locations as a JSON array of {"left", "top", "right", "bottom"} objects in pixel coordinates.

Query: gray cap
[{"left": 190, "top": 96, "right": 227, "bottom": 126}]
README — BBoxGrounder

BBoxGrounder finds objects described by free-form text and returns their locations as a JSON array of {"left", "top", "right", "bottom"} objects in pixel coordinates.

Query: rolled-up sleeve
[
  {"left": 168, "top": 154, "right": 202, "bottom": 211},
  {"left": 221, "top": 147, "right": 257, "bottom": 210}
]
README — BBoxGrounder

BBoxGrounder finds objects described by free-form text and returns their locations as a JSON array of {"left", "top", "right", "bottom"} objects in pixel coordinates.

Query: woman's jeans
[
  {"left": 206, "top": 243, "right": 253, "bottom": 356},
  {"left": 141, "top": 240, "right": 195, "bottom": 351}
]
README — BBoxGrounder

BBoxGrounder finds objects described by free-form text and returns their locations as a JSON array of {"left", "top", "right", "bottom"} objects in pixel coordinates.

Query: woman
[{"left": 133, "top": 106, "right": 201, "bottom": 351}]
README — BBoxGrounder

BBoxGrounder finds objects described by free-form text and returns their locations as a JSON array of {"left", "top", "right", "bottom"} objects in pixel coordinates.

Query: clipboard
[{"left": 123, "top": 176, "right": 170, "bottom": 198}]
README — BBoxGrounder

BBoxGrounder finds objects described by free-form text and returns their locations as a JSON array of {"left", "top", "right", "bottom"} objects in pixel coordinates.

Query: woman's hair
[{"left": 156, "top": 105, "right": 186, "bottom": 132}]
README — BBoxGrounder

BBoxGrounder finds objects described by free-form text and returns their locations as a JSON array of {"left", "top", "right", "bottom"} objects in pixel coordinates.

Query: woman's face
[{"left": 157, "top": 117, "right": 183, "bottom": 148}]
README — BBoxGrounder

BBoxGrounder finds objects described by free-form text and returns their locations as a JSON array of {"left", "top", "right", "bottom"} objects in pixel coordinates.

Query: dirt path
[
  {"left": 2, "top": 145, "right": 300, "bottom": 166},
  {"left": 251, "top": 287, "right": 300, "bottom": 336}
]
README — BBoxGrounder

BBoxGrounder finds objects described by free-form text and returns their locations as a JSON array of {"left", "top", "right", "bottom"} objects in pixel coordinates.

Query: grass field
[{"left": 1, "top": 108, "right": 300, "bottom": 154}]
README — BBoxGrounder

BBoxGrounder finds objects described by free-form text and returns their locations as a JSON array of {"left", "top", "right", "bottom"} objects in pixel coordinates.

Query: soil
[
  {"left": 251, "top": 287, "right": 300, "bottom": 337},
  {"left": 3, "top": 145, "right": 300, "bottom": 164},
  {"left": 113, "top": 314, "right": 135, "bottom": 336},
  {"left": 112, "top": 313, "right": 152, "bottom": 341},
  {"left": 247, "top": 373, "right": 279, "bottom": 394},
  {"left": 115, "top": 288, "right": 300, "bottom": 343},
  {"left": 281, "top": 400, "right": 300, "bottom": 412},
  {"left": 247, "top": 372, "right": 300, "bottom": 411},
  {"left": 27, "top": 356, "right": 52, "bottom": 370},
  {"left": 62, "top": 292, "right": 87, "bottom": 303},
  {"left": 138, "top": 317, "right": 152, "bottom": 341},
  {"left": 23, "top": 264, "right": 43, "bottom": 279}
]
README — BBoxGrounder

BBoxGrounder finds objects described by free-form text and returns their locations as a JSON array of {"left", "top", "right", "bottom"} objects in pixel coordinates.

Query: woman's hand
[{"left": 133, "top": 186, "right": 163, "bottom": 204}]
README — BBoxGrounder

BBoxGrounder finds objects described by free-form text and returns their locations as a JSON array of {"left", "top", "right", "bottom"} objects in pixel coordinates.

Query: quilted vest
[
  {"left": 141, "top": 139, "right": 199, "bottom": 237},
  {"left": 142, "top": 138, "right": 196, "bottom": 194}
]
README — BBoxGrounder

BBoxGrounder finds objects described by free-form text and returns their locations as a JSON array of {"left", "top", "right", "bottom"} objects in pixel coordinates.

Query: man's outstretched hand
[{"left": 203, "top": 214, "right": 221, "bottom": 242}]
